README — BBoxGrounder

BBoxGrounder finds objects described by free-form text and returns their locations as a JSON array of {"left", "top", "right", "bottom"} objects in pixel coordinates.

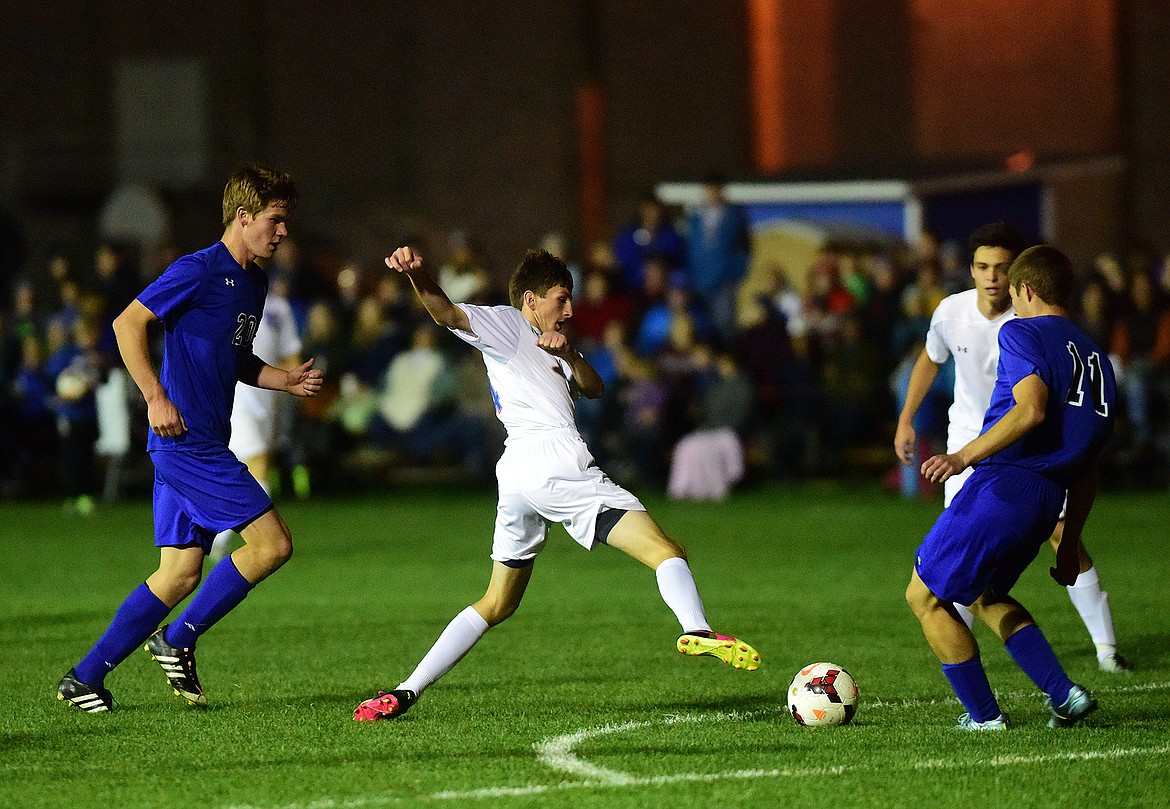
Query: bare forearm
[
  {"left": 113, "top": 305, "right": 164, "bottom": 402},
  {"left": 256, "top": 362, "right": 289, "bottom": 391},
  {"left": 897, "top": 350, "right": 941, "bottom": 427},
  {"left": 955, "top": 399, "right": 1043, "bottom": 469},
  {"left": 407, "top": 270, "right": 469, "bottom": 331},
  {"left": 565, "top": 353, "right": 604, "bottom": 398}
]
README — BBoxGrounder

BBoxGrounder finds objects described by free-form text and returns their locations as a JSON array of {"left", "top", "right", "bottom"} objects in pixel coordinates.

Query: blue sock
[
  {"left": 75, "top": 583, "right": 171, "bottom": 687},
  {"left": 1004, "top": 623, "right": 1072, "bottom": 706},
  {"left": 941, "top": 656, "right": 1001, "bottom": 722},
  {"left": 166, "top": 557, "right": 254, "bottom": 649}
]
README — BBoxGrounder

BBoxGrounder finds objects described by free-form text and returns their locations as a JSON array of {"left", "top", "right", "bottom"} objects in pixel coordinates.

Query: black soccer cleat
[
  {"left": 57, "top": 669, "right": 114, "bottom": 713},
  {"left": 145, "top": 625, "right": 207, "bottom": 707}
]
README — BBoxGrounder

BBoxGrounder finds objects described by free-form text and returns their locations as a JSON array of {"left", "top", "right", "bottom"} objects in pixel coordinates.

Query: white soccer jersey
[
  {"left": 229, "top": 294, "right": 302, "bottom": 457},
  {"left": 451, "top": 302, "right": 643, "bottom": 561},
  {"left": 925, "top": 289, "right": 1014, "bottom": 453},
  {"left": 451, "top": 304, "right": 580, "bottom": 441}
]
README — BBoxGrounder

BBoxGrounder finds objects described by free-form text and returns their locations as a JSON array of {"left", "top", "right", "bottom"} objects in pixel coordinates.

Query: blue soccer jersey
[
  {"left": 137, "top": 241, "right": 268, "bottom": 452},
  {"left": 977, "top": 316, "right": 1116, "bottom": 488}
]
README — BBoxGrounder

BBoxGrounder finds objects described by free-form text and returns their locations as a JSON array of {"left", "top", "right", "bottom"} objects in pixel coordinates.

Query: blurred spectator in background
[
  {"left": 633, "top": 268, "right": 712, "bottom": 356},
  {"left": 10, "top": 279, "right": 41, "bottom": 343},
  {"left": 1089, "top": 251, "right": 1129, "bottom": 320},
  {"left": 818, "top": 313, "right": 881, "bottom": 469},
  {"left": 613, "top": 192, "right": 687, "bottom": 293},
  {"left": 938, "top": 239, "right": 970, "bottom": 295},
  {"left": 346, "top": 295, "right": 404, "bottom": 388},
  {"left": 438, "top": 230, "right": 491, "bottom": 304},
  {"left": 297, "top": 301, "right": 347, "bottom": 491},
  {"left": 13, "top": 335, "right": 57, "bottom": 495},
  {"left": 0, "top": 203, "right": 26, "bottom": 309},
  {"left": 667, "top": 348, "right": 752, "bottom": 501},
  {"left": 570, "top": 269, "right": 633, "bottom": 351},
  {"left": 47, "top": 318, "right": 104, "bottom": 513},
  {"left": 1113, "top": 271, "right": 1170, "bottom": 456},
  {"left": 275, "top": 237, "right": 330, "bottom": 332},
  {"left": 613, "top": 353, "right": 669, "bottom": 490},
  {"left": 369, "top": 322, "right": 455, "bottom": 459},
  {"left": 685, "top": 173, "right": 751, "bottom": 345},
  {"left": 576, "top": 319, "right": 630, "bottom": 463},
  {"left": 91, "top": 241, "right": 138, "bottom": 502},
  {"left": 1074, "top": 277, "right": 1119, "bottom": 353},
  {"left": 540, "top": 231, "right": 583, "bottom": 296},
  {"left": 861, "top": 253, "right": 904, "bottom": 378}
]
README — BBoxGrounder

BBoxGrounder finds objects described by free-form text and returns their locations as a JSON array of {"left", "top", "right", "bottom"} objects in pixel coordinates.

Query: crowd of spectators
[{"left": 2, "top": 183, "right": 1169, "bottom": 508}]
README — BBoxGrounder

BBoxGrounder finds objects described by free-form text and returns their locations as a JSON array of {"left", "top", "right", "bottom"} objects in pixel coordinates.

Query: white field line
[
  {"left": 430, "top": 744, "right": 1170, "bottom": 802},
  {"left": 225, "top": 680, "right": 1170, "bottom": 809}
]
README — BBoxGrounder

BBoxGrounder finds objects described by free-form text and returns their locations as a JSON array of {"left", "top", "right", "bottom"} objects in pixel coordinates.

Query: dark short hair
[
  {"left": 222, "top": 164, "right": 298, "bottom": 226},
  {"left": 1009, "top": 244, "right": 1075, "bottom": 307},
  {"left": 508, "top": 249, "right": 573, "bottom": 309},
  {"left": 968, "top": 221, "right": 1028, "bottom": 261}
]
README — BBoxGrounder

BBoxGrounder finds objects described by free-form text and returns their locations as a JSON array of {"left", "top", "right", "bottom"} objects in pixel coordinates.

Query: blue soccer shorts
[
  {"left": 915, "top": 464, "right": 1064, "bottom": 606},
  {"left": 150, "top": 447, "right": 273, "bottom": 552}
]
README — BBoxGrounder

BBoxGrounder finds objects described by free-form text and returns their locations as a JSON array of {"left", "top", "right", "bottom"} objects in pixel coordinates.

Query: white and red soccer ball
[{"left": 787, "top": 662, "right": 858, "bottom": 727}]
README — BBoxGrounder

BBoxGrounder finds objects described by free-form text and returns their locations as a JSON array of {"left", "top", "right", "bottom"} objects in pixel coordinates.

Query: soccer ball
[{"left": 787, "top": 662, "right": 858, "bottom": 727}]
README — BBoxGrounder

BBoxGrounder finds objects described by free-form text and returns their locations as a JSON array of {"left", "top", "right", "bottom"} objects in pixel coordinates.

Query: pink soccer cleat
[{"left": 354, "top": 689, "right": 417, "bottom": 722}]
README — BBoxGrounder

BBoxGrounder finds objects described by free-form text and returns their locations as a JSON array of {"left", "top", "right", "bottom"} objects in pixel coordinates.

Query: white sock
[
  {"left": 655, "top": 557, "right": 712, "bottom": 634},
  {"left": 953, "top": 603, "right": 976, "bottom": 630},
  {"left": 1066, "top": 565, "right": 1117, "bottom": 654},
  {"left": 398, "top": 606, "right": 489, "bottom": 696}
]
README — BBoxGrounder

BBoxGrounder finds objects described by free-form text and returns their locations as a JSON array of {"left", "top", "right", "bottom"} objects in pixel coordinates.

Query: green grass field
[{"left": 2, "top": 483, "right": 1167, "bottom": 808}]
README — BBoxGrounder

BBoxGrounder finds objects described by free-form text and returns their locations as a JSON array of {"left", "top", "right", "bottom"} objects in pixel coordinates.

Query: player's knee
[
  {"left": 476, "top": 597, "right": 518, "bottom": 627},
  {"left": 267, "top": 532, "right": 294, "bottom": 567},
  {"left": 905, "top": 580, "right": 931, "bottom": 617}
]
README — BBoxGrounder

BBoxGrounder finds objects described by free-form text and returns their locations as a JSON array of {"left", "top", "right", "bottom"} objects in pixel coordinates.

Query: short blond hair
[
  {"left": 1009, "top": 245, "right": 1074, "bottom": 308},
  {"left": 222, "top": 164, "right": 298, "bottom": 227}
]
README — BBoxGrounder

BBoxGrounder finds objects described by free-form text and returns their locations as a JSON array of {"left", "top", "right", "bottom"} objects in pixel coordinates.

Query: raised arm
[
  {"left": 920, "top": 373, "right": 1047, "bottom": 483},
  {"left": 385, "top": 246, "right": 471, "bottom": 333},
  {"left": 112, "top": 299, "right": 187, "bottom": 438}
]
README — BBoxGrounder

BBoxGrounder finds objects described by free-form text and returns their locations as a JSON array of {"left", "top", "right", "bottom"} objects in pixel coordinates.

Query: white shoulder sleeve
[{"left": 449, "top": 303, "right": 524, "bottom": 363}]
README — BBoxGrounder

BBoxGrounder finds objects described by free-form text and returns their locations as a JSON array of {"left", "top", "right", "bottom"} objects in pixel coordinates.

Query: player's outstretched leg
[
  {"left": 354, "top": 689, "right": 418, "bottom": 722},
  {"left": 145, "top": 625, "right": 207, "bottom": 706},
  {"left": 57, "top": 669, "right": 115, "bottom": 713},
  {"left": 677, "top": 631, "right": 760, "bottom": 670}
]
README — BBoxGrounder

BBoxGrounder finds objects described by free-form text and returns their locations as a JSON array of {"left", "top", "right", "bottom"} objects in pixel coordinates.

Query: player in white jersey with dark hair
[
  {"left": 895, "top": 221, "right": 1130, "bottom": 673},
  {"left": 210, "top": 285, "right": 302, "bottom": 562},
  {"left": 354, "top": 246, "right": 759, "bottom": 721}
]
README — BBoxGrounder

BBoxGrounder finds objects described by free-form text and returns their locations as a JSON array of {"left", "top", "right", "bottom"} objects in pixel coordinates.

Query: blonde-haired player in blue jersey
[
  {"left": 906, "top": 245, "right": 1116, "bottom": 730},
  {"left": 354, "top": 246, "right": 759, "bottom": 721},
  {"left": 896, "top": 222, "right": 1130, "bottom": 674},
  {"left": 57, "top": 166, "right": 323, "bottom": 713}
]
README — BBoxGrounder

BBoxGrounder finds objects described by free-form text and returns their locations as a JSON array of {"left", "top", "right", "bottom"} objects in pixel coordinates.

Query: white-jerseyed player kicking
[
  {"left": 210, "top": 286, "right": 302, "bottom": 562},
  {"left": 895, "top": 221, "right": 1131, "bottom": 673},
  {"left": 354, "top": 246, "right": 759, "bottom": 721}
]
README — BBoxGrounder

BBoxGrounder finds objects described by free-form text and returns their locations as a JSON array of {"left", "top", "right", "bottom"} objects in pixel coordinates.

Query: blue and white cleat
[
  {"left": 955, "top": 712, "right": 1011, "bottom": 730},
  {"left": 1046, "top": 683, "right": 1097, "bottom": 728}
]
